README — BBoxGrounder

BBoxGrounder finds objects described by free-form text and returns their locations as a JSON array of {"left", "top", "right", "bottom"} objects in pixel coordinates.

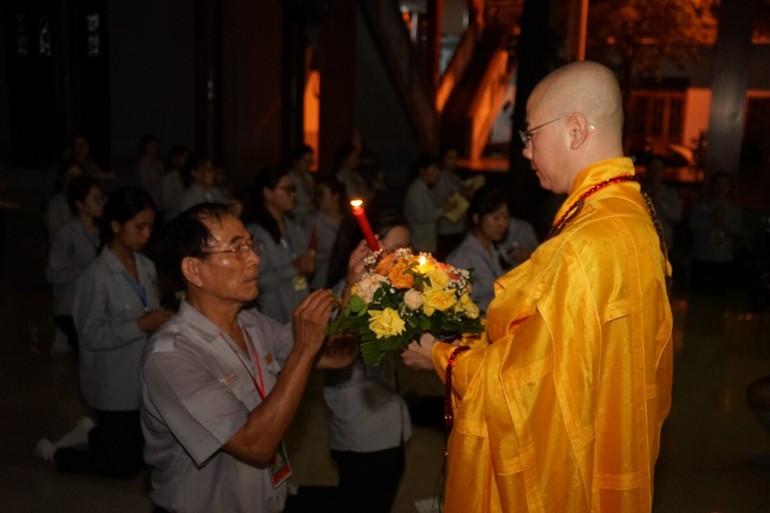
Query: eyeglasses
[
  {"left": 519, "top": 113, "right": 572, "bottom": 146},
  {"left": 202, "top": 240, "right": 263, "bottom": 261},
  {"left": 275, "top": 185, "right": 297, "bottom": 194}
]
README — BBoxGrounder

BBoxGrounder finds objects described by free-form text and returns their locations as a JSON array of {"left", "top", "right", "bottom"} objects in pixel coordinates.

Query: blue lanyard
[{"left": 121, "top": 271, "right": 149, "bottom": 311}]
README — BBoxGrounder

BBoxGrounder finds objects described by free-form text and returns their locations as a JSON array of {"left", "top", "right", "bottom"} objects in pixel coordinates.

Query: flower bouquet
[{"left": 327, "top": 248, "right": 483, "bottom": 366}]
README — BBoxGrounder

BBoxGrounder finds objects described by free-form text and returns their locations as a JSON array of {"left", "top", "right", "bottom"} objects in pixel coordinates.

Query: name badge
[
  {"left": 293, "top": 275, "right": 308, "bottom": 291},
  {"left": 270, "top": 441, "right": 292, "bottom": 488}
]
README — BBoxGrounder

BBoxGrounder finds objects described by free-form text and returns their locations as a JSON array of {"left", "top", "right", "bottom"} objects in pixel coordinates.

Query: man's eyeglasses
[
  {"left": 518, "top": 113, "right": 572, "bottom": 146},
  {"left": 275, "top": 185, "right": 297, "bottom": 194},
  {"left": 202, "top": 240, "right": 263, "bottom": 261}
]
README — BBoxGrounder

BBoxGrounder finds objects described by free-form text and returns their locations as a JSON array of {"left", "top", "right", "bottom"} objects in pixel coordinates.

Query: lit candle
[{"left": 350, "top": 199, "right": 379, "bottom": 251}]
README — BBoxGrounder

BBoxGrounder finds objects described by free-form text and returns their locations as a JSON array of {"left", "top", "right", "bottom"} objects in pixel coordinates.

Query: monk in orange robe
[{"left": 403, "top": 61, "right": 673, "bottom": 513}]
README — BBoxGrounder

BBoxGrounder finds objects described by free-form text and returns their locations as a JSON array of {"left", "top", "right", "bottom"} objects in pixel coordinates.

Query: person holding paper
[
  {"left": 433, "top": 148, "right": 470, "bottom": 259},
  {"left": 403, "top": 153, "right": 458, "bottom": 253}
]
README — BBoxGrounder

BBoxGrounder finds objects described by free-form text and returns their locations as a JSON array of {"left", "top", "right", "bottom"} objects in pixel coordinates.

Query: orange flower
[
  {"left": 375, "top": 252, "right": 397, "bottom": 275},
  {"left": 388, "top": 260, "right": 414, "bottom": 289}
]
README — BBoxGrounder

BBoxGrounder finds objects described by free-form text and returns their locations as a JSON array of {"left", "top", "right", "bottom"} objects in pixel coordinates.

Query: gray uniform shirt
[
  {"left": 323, "top": 280, "right": 412, "bottom": 453},
  {"left": 43, "top": 192, "right": 71, "bottom": 243},
  {"left": 324, "top": 357, "right": 412, "bottom": 453},
  {"left": 447, "top": 233, "right": 505, "bottom": 314},
  {"left": 247, "top": 219, "right": 310, "bottom": 324},
  {"left": 301, "top": 210, "right": 339, "bottom": 290},
  {"left": 141, "top": 302, "right": 292, "bottom": 513},
  {"left": 404, "top": 178, "right": 443, "bottom": 253},
  {"left": 500, "top": 217, "right": 540, "bottom": 269},
  {"left": 73, "top": 248, "right": 160, "bottom": 411},
  {"left": 433, "top": 171, "right": 466, "bottom": 236},
  {"left": 160, "top": 169, "right": 185, "bottom": 220},
  {"left": 46, "top": 218, "right": 100, "bottom": 316},
  {"left": 178, "top": 184, "right": 226, "bottom": 213}
]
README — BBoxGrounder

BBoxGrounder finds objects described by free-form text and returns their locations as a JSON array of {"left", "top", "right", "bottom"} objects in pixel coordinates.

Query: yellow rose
[
  {"left": 403, "top": 289, "right": 424, "bottom": 310},
  {"left": 422, "top": 286, "right": 457, "bottom": 316},
  {"left": 456, "top": 293, "right": 480, "bottom": 319},
  {"left": 368, "top": 308, "right": 406, "bottom": 339},
  {"left": 426, "top": 268, "right": 450, "bottom": 289}
]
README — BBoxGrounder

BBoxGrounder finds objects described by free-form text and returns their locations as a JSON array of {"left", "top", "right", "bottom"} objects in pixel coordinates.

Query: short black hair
[
  {"left": 99, "top": 186, "right": 156, "bottom": 246},
  {"left": 54, "top": 159, "right": 85, "bottom": 193},
  {"left": 66, "top": 175, "right": 101, "bottom": 215},
  {"left": 411, "top": 152, "right": 439, "bottom": 179},
  {"left": 468, "top": 185, "right": 508, "bottom": 222},
  {"left": 157, "top": 202, "right": 232, "bottom": 286},
  {"left": 289, "top": 144, "right": 314, "bottom": 164}
]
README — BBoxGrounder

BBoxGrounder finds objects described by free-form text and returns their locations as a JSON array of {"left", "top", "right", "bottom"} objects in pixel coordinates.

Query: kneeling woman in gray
[
  {"left": 58, "top": 187, "right": 173, "bottom": 477},
  {"left": 325, "top": 208, "right": 413, "bottom": 513}
]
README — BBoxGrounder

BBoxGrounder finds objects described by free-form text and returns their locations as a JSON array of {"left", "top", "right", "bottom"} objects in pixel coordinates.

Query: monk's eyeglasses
[{"left": 519, "top": 113, "right": 573, "bottom": 147}]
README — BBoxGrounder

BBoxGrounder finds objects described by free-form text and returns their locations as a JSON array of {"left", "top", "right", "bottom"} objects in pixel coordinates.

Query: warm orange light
[{"left": 349, "top": 199, "right": 378, "bottom": 250}]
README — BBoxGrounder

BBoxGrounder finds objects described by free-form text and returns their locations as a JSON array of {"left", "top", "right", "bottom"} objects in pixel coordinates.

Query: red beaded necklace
[{"left": 546, "top": 174, "right": 638, "bottom": 240}]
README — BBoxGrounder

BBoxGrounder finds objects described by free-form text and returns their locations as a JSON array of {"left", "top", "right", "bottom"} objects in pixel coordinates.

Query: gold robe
[{"left": 432, "top": 158, "right": 673, "bottom": 513}]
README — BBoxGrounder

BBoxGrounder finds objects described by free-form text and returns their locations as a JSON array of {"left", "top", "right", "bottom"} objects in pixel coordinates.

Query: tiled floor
[{"left": 1, "top": 169, "right": 769, "bottom": 512}]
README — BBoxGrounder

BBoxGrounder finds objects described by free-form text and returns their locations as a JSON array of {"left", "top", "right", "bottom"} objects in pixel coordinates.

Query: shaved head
[
  {"left": 531, "top": 61, "right": 623, "bottom": 136},
  {"left": 523, "top": 61, "right": 626, "bottom": 193}
]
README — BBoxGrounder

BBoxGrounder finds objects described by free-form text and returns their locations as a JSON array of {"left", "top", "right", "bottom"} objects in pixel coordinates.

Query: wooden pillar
[
  {"left": 705, "top": 0, "right": 757, "bottom": 178},
  {"left": 282, "top": 2, "right": 307, "bottom": 160},
  {"left": 565, "top": 0, "right": 588, "bottom": 62},
  {"left": 507, "top": 0, "right": 561, "bottom": 237},
  {"left": 318, "top": 0, "right": 356, "bottom": 175},
  {"left": 425, "top": 0, "right": 443, "bottom": 92}
]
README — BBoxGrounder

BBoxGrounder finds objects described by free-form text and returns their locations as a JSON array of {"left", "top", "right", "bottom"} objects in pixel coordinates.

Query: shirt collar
[{"left": 177, "top": 300, "right": 257, "bottom": 344}]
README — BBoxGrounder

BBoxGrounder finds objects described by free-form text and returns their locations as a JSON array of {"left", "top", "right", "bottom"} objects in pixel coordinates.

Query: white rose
[
  {"left": 352, "top": 273, "right": 387, "bottom": 303},
  {"left": 404, "top": 289, "right": 424, "bottom": 310}
]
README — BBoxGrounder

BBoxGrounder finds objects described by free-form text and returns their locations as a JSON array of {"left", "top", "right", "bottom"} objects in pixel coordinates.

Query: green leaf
[
  {"left": 360, "top": 341, "right": 384, "bottom": 366},
  {"left": 349, "top": 295, "right": 366, "bottom": 313}
]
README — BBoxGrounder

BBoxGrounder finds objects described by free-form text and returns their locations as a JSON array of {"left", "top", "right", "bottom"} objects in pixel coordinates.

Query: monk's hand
[{"left": 401, "top": 332, "right": 437, "bottom": 370}]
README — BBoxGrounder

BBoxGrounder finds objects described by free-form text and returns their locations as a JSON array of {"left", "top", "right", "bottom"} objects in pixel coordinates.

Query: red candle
[{"left": 350, "top": 199, "right": 379, "bottom": 251}]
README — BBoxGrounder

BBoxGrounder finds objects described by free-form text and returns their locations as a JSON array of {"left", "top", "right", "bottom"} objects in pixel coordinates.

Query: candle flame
[
  {"left": 419, "top": 255, "right": 427, "bottom": 266},
  {"left": 350, "top": 199, "right": 363, "bottom": 208}
]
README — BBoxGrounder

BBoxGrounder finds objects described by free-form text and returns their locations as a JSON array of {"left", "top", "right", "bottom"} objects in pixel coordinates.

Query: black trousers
[
  {"left": 54, "top": 409, "right": 144, "bottom": 479},
  {"left": 154, "top": 486, "right": 341, "bottom": 513},
  {"left": 331, "top": 445, "right": 405, "bottom": 513},
  {"left": 52, "top": 315, "right": 79, "bottom": 351}
]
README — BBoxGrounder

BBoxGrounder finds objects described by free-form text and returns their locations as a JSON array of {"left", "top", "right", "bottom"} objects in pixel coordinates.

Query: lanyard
[
  {"left": 121, "top": 271, "right": 148, "bottom": 311},
  {"left": 223, "top": 330, "right": 266, "bottom": 400}
]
